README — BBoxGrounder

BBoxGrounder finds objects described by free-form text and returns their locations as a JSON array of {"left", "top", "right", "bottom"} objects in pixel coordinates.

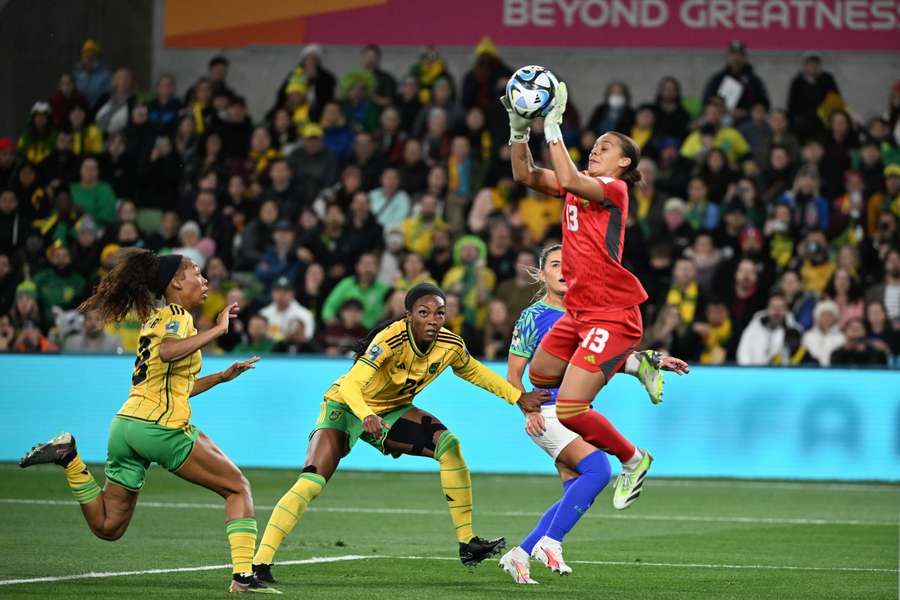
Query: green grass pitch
[{"left": 0, "top": 465, "right": 897, "bottom": 599}]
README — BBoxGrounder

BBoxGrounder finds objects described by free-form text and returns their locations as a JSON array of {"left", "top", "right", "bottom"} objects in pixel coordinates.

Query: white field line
[
  {"left": 0, "top": 498, "right": 896, "bottom": 527},
  {"left": 1, "top": 553, "right": 896, "bottom": 586}
]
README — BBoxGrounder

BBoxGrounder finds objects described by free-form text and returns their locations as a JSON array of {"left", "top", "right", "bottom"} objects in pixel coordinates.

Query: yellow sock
[
  {"left": 253, "top": 473, "right": 325, "bottom": 565},
  {"left": 226, "top": 518, "right": 257, "bottom": 575},
  {"left": 435, "top": 432, "right": 474, "bottom": 544},
  {"left": 64, "top": 454, "right": 101, "bottom": 504}
]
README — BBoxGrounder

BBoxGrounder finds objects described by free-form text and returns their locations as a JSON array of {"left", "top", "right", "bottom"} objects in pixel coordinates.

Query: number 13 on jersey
[{"left": 566, "top": 204, "right": 579, "bottom": 231}]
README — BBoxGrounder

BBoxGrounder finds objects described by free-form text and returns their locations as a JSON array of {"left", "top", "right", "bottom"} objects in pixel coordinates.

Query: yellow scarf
[
  {"left": 634, "top": 186, "right": 652, "bottom": 221},
  {"left": 631, "top": 126, "right": 652, "bottom": 149},
  {"left": 666, "top": 281, "right": 699, "bottom": 324},
  {"left": 700, "top": 319, "right": 732, "bottom": 365}
]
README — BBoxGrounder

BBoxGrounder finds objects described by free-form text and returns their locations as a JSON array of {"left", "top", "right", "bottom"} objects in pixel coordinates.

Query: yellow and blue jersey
[{"left": 510, "top": 299, "right": 564, "bottom": 405}]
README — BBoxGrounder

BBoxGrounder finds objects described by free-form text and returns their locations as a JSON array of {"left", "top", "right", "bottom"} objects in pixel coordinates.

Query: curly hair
[{"left": 79, "top": 249, "right": 184, "bottom": 323}]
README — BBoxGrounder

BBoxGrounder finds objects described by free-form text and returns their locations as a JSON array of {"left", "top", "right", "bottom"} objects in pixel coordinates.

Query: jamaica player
[{"left": 252, "top": 283, "right": 548, "bottom": 583}]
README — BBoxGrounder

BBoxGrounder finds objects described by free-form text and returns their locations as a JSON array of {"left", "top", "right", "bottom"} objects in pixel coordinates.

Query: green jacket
[
  {"left": 321, "top": 276, "right": 389, "bottom": 328},
  {"left": 70, "top": 182, "right": 117, "bottom": 229},
  {"left": 233, "top": 339, "right": 275, "bottom": 355},
  {"left": 33, "top": 268, "right": 87, "bottom": 326}
]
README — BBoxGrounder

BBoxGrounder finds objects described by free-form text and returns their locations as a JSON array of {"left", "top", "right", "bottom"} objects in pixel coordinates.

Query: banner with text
[{"left": 165, "top": 0, "right": 900, "bottom": 51}]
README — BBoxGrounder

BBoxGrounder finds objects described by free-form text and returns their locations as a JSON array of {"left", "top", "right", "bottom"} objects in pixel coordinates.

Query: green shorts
[
  {"left": 105, "top": 416, "right": 200, "bottom": 491},
  {"left": 311, "top": 399, "right": 412, "bottom": 455}
]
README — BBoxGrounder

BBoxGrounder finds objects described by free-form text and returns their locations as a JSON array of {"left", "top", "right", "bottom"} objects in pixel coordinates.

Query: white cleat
[
  {"left": 499, "top": 546, "right": 538, "bottom": 584},
  {"left": 531, "top": 536, "right": 572, "bottom": 575}
]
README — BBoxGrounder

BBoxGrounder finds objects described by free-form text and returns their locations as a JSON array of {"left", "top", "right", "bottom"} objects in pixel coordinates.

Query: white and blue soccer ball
[{"left": 505, "top": 65, "right": 559, "bottom": 119}]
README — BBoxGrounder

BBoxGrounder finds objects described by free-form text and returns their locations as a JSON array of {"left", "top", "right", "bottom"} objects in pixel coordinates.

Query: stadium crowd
[{"left": 1, "top": 38, "right": 898, "bottom": 367}]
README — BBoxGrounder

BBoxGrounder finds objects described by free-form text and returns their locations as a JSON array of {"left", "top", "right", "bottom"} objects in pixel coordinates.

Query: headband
[
  {"left": 156, "top": 254, "right": 184, "bottom": 295},
  {"left": 404, "top": 283, "right": 446, "bottom": 311}
]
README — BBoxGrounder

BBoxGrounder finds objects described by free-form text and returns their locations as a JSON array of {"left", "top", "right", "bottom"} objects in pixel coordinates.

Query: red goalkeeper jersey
[{"left": 560, "top": 176, "right": 648, "bottom": 316}]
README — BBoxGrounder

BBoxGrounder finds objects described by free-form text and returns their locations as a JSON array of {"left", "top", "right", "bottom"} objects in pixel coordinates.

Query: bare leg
[
  {"left": 78, "top": 482, "right": 139, "bottom": 541},
  {"left": 175, "top": 432, "right": 253, "bottom": 521}
]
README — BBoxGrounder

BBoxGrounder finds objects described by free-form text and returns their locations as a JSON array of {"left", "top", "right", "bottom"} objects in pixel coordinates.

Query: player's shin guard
[
  {"left": 556, "top": 401, "right": 636, "bottom": 463},
  {"left": 64, "top": 454, "right": 101, "bottom": 505},
  {"left": 546, "top": 451, "right": 611, "bottom": 541},
  {"left": 253, "top": 472, "right": 325, "bottom": 565},
  {"left": 226, "top": 518, "right": 257, "bottom": 575},
  {"left": 435, "top": 432, "right": 474, "bottom": 543}
]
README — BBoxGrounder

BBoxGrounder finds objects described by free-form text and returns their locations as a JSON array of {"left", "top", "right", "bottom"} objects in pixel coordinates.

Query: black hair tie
[
  {"left": 404, "top": 283, "right": 446, "bottom": 311},
  {"left": 156, "top": 254, "right": 184, "bottom": 295}
]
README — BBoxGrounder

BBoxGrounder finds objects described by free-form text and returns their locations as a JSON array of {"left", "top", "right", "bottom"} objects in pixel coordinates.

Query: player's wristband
[
  {"left": 509, "top": 128, "right": 530, "bottom": 145},
  {"left": 544, "top": 123, "right": 562, "bottom": 144}
]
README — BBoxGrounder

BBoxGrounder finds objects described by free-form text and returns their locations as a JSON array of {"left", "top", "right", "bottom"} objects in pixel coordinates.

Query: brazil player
[
  {"left": 499, "top": 244, "right": 688, "bottom": 582},
  {"left": 18, "top": 249, "right": 275, "bottom": 594},
  {"left": 504, "top": 80, "right": 672, "bottom": 509},
  {"left": 251, "top": 283, "right": 549, "bottom": 583}
]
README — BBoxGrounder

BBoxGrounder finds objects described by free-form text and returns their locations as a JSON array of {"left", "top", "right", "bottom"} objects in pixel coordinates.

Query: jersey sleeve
[
  {"left": 509, "top": 310, "right": 539, "bottom": 359},
  {"left": 160, "top": 305, "right": 193, "bottom": 340},
  {"left": 451, "top": 340, "right": 522, "bottom": 405},
  {"left": 597, "top": 177, "right": 628, "bottom": 211},
  {"left": 338, "top": 334, "right": 394, "bottom": 420}
]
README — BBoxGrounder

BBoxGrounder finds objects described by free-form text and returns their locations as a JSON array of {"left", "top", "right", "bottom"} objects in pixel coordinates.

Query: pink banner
[{"left": 305, "top": 0, "right": 900, "bottom": 51}]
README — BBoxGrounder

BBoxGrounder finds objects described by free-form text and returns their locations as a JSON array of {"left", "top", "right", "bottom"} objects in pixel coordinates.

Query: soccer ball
[{"left": 505, "top": 65, "right": 559, "bottom": 119}]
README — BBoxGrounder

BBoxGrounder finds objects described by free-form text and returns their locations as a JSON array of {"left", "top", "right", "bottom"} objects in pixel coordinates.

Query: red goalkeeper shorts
[{"left": 538, "top": 306, "right": 643, "bottom": 379}]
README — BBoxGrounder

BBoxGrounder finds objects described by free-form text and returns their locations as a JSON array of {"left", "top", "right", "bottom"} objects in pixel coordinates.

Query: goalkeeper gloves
[
  {"left": 500, "top": 95, "right": 533, "bottom": 144},
  {"left": 543, "top": 81, "right": 568, "bottom": 144}
]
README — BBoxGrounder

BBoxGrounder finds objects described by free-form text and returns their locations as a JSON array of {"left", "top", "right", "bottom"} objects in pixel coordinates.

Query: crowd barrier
[{"left": 1, "top": 355, "right": 897, "bottom": 480}]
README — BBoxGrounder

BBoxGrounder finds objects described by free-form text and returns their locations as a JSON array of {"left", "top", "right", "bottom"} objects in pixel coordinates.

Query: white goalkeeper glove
[
  {"left": 544, "top": 81, "right": 568, "bottom": 144},
  {"left": 500, "top": 95, "right": 533, "bottom": 144}
]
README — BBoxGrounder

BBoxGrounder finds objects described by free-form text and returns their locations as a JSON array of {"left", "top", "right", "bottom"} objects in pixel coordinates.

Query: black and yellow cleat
[
  {"left": 229, "top": 573, "right": 282, "bottom": 594},
  {"left": 19, "top": 432, "right": 77, "bottom": 468},
  {"left": 252, "top": 563, "right": 278, "bottom": 584},
  {"left": 460, "top": 536, "right": 507, "bottom": 568}
]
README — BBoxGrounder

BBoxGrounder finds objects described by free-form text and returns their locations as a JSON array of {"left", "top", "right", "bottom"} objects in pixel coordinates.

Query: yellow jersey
[
  {"left": 116, "top": 304, "right": 202, "bottom": 428},
  {"left": 325, "top": 319, "right": 521, "bottom": 420}
]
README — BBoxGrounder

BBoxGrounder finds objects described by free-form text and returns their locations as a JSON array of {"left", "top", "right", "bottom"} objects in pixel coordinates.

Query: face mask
[{"left": 608, "top": 94, "right": 626, "bottom": 109}]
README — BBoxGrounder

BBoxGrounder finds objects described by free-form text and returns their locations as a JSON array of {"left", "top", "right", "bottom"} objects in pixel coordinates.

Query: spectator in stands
[
  {"left": 147, "top": 74, "right": 182, "bottom": 137},
  {"left": 369, "top": 167, "right": 411, "bottom": 230},
  {"left": 295, "top": 262, "right": 326, "bottom": 320},
  {"left": 415, "top": 77, "right": 464, "bottom": 139},
  {"left": 865, "top": 248, "right": 900, "bottom": 327},
  {"left": 265, "top": 159, "right": 302, "bottom": 222},
  {"left": 653, "top": 76, "right": 690, "bottom": 142},
  {"left": 865, "top": 300, "right": 899, "bottom": 360},
  {"left": 348, "top": 131, "right": 387, "bottom": 191},
  {"left": 486, "top": 219, "right": 517, "bottom": 283},
  {"left": 830, "top": 318, "right": 889, "bottom": 366},
  {"left": 322, "top": 252, "right": 388, "bottom": 328},
  {"left": 777, "top": 269, "right": 815, "bottom": 330},
  {"left": 681, "top": 100, "right": 750, "bottom": 166},
  {"left": 185, "top": 55, "right": 234, "bottom": 101},
  {"left": 269, "top": 108, "right": 299, "bottom": 155},
  {"left": 702, "top": 40, "right": 770, "bottom": 122},
  {"left": 481, "top": 298, "right": 511, "bottom": 360},
  {"left": 272, "top": 319, "right": 321, "bottom": 354},
  {"left": 289, "top": 124, "right": 338, "bottom": 204},
  {"left": 319, "top": 298, "right": 368, "bottom": 356},
  {"left": 396, "top": 75, "right": 424, "bottom": 134},
  {"left": 233, "top": 314, "right": 274, "bottom": 355},
  {"left": 655, "top": 197, "right": 694, "bottom": 257},
  {"left": 726, "top": 258, "right": 768, "bottom": 342},
  {"left": 693, "top": 298, "right": 732, "bottom": 365},
  {"left": 494, "top": 249, "right": 539, "bottom": 324},
  {"left": 18, "top": 102, "right": 55, "bottom": 165},
  {"left": 49, "top": 73, "right": 89, "bottom": 129},
  {"left": 737, "top": 293, "right": 801, "bottom": 365},
  {"left": 830, "top": 170, "right": 869, "bottom": 246},
  {"left": 588, "top": 82, "right": 634, "bottom": 136},
  {"left": 0, "top": 190, "right": 22, "bottom": 256},
  {"left": 99, "top": 131, "right": 135, "bottom": 199},
  {"left": 738, "top": 102, "right": 771, "bottom": 165},
  {"left": 72, "top": 39, "right": 111, "bottom": 109},
  {"left": 247, "top": 127, "right": 281, "bottom": 182},
  {"left": 667, "top": 257, "right": 704, "bottom": 328},
  {"left": 94, "top": 68, "right": 135, "bottom": 135},
  {"left": 66, "top": 104, "right": 102, "bottom": 157},
  {"left": 410, "top": 46, "right": 454, "bottom": 105},
  {"left": 296, "top": 203, "right": 351, "bottom": 280},
  {"left": 655, "top": 137, "right": 691, "bottom": 198},
  {"left": 824, "top": 268, "right": 864, "bottom": 328},
  {"left": 360, "top": 44, "right": 397, "bottom": 109},
  {"left": 0, "top": 137, "right": 18, "bottom": 187},
  {"left": 787, "top": 52, "right": 840, "bottom": 141},
  {"left": 400, "top": 193, "right": 445, "bottom": 257},
  {"left": 41, "top": 133, "right": 79, "bottom": 200},
  {"left": 823, "top": 109, "right": 858, "bottom": 198},
  {"left": 801, "top": 300, "right": 844, "bottom": 366},
  {"left": 260, "top": 276, "right": 315, "bottom": 342},
  {"left": 779, "top": 166, "right": 829, "bottom": 236},
  {"left": 763, "top": 202, "right": 796, "bottom": 270},
  {"left": 399, "top": 139, "right": 429, "bottom": 194},
  {"left": 646, "top": 304, "right": 699, "bottom": 360},
  {"left": 341, "top": 70, "right": 379, "bottom": 132},
  {"left": 191, "top": 189, "right": 233, "bottom": 264},
  {"left": 173, "top": 220, "right": 206, "bottom": 270},
  {"left": 32, "top": 244, "right": 85, "bottom": 328},
  {"left": 284, "top": 45, "right": 336, "bottom": 120},
  {"left": 318, "top": 101, "right": 353, "bottom": 160},
  {"left": 13, "top": 319, "right": 58, "bottom": 353},
  {"left": 462, "top": 37, "right": 512, "bottom": 117},
  {"left": 684, "top": 177, "right": 720, "bottom": 232},
  {"left": 69, "top": 157, "right": 116, "bottom": 230},
  {"left": 255, "top": 219, "right": 301, "bottom": 288},
  {"left": 426, "top": 227, "right": 454, "bottom": 284},
  {"left": 761, "top": 144, "right": 795, "bottom": 204},
  {"left": 857, "top": 138, "right": 886, "bottom": 197},
  {"left": 0, "top": 314, "right": 15, "bottom": 352},
  {"left": 214, "top": 96, "right": 253, "bottom": 161},
  {"left": 395, "top": 252, "right": 436, "bottom": 291},
  {"left": 0, "top": 253, "right": 17, "bottom": 316},
  {"left": 62, "top": 308, "right": 119, "bottom": 353},
  {"left": 345, "top": 192, "right": 384, "bottom": 262},
  {"left": 443, "top": 235, "right": 495, "bottom": 329}
]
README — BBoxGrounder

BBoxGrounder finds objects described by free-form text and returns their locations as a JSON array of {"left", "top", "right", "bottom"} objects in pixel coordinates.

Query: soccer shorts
[
  {"left": 538, "top": 306, "right": 642, "bottom": 379},
  {"left": 527, "top": 404, "right": 580, "bottom": 460},
  {"left": 311, "top": 399, "right": 413, "bottom": 455},
  {"left": 105, "top": 416, "right": 200, "bottom": 491}
]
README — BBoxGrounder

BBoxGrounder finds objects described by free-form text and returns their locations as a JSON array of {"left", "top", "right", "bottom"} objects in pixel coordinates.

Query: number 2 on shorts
[{"left": 581, "top": 327, "right": 609, "bottom": 353}]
